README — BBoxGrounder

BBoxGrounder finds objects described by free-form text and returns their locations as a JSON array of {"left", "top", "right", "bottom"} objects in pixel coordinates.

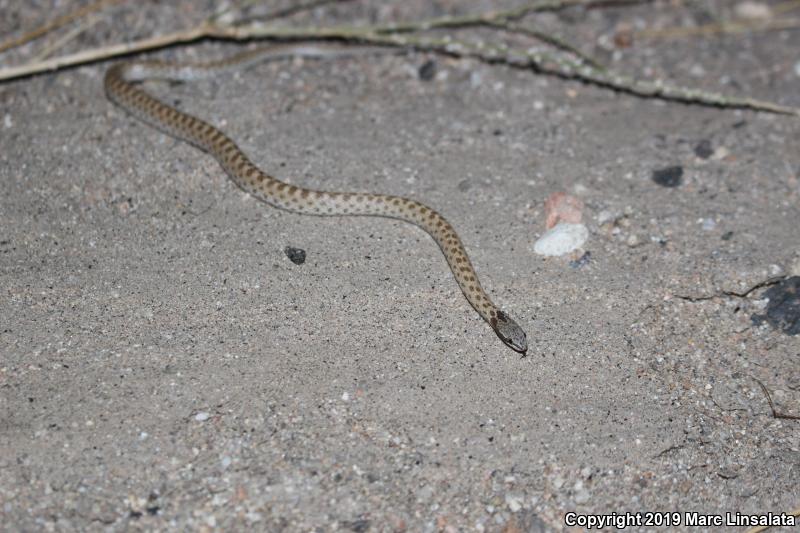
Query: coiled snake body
[{"left": 104, "top": 45, "right": 527, "bottom": 354}]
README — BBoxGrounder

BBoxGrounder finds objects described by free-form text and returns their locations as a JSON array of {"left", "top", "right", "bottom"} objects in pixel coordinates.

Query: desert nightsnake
[{"left": 104, "top": 45, "right": 527, "bottom": 353}]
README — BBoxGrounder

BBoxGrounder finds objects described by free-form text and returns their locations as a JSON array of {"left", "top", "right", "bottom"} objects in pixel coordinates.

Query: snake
[{"left": 104, "top": 44, "right": 527, "bottom": 354}]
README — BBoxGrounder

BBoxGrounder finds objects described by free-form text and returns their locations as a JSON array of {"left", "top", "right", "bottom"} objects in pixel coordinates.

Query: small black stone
[
  {"left": 284, "top": 246, "right": 306, "bottom": 265},
  {"left": 721, "top": 231, "right": 734, "bottom": 241},
  {"left": 751, "top": 276, "right": 800, "bottom": 336},
  {"left": 652, "top": 166, "right": 683, "bottom": 188},
  {"left": 342, "top": 519, "right": 370, "bottom": 533},
  {"left": 418, "top": 60, "right": 436, "bottom": 81},
  {"left": 694, "top": 139, "right": 713, "bottom": 159},
  {"left": 569, "top": 251, "right": 591, "bottom": 269}
]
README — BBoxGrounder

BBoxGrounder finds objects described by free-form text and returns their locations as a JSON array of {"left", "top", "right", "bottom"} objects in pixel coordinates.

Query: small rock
[
  {"left": 701, "top": 218, "right": 716, "bottom": 231},
  {"left": 613, "top": 23, "right": 634, "bottom": 48},
  {"left": 419, "top": 60, "right": 436, "bottom": 81},
  {"left": 652, "top": 166, "right": 683, "bottom": 188},
  {"left": 734, "top": 1, "right": 772, "bottom": 21},
  {"left": 533, "top": 223, "right": 589, "bottom": 256},
  {"left": 284, "top": 246, "right": 306, "bottom": 265},
  {"left": 794, "top": 60, "right": 800, "bottom": 78},
  {"left": 750, "top": 276, "right": 800, "bottom": 335},
  {"left": 343, "top": 518, "right": 370, "bottom": 532},
  {"left": 417, "top": 485, "right": 434, "bottom": 502},
  {"left": 195, "top": 412, "right": 210, "bottom": 422},
  {"left": 694, "top": 139, "right": 713, "bottom": 159},
  {"left": 574, "top": 487, "right": 591, "bottom": 504},
  {"left": 505, "top": 494, "right": 523, "bottom": 512},
  {"left": 712, "top": 146, "right": 730, "bottom": 160},
  {"left": 689, "top": 63, "right": 706, "bottom": 77},
  {"left": 596, "top": 209, "right": 621, "bottom": 226},
  {"left": 470, "top": 70, "right": 483, "bottom": 88},
  {"left": 790, "top": 257, "right": 800, "bottom": 276},
  {"left": 544, "top": 192, "right": 583, "bottom": 229},
  {"left": 569, "top": 251, "right": 591, "bottom": 269}
]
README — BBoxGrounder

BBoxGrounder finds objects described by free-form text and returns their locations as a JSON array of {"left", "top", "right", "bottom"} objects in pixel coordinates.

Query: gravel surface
[{"left": 1, "top": 1, "right": 798, "bottom": 531}]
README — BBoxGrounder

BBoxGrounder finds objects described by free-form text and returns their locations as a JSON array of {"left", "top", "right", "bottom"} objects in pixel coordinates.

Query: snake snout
[{"left": 492, "top": 310, "right": 528, "bottom": 355}]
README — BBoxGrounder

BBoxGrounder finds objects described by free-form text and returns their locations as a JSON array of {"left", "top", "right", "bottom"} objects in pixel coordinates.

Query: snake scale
[{"left": 104, "top": 45, "right": 527, "bottom": 354}]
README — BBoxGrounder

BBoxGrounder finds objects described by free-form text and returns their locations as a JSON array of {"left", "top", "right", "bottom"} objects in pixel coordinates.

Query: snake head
[{"left": 491, "top": 310, "right": 528, "bottom": 355}]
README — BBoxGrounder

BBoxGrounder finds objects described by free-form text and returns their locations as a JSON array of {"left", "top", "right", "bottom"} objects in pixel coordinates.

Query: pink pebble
[{"left": 544, "top": 192, "right": 583, "bottom": 229}]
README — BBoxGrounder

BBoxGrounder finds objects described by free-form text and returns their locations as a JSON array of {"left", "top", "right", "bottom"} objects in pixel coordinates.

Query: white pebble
[
  {"left": 734, "top": 1, "right": 772, "bottom": 21},
  {"left": 689, "top": 63, "right": 706, "bottom": 77},
  {"left": 195, "top": 412, "right": 210, "bottom": 422},
  {"left": 574, "top": 487, "right": 591, "bottom": 504},
  {"left": 533, "top": 223, "right": 589, "bottom": 256},
  {"left": 470, "top": 70, "right": 483, "bottom": 88},
  {"left": 790, "top": 256, "right": 800, "bottom": 276},
  {"left": 505, "top": 494, "right": 522, "bottom": 512},
  {"left": 341, "top": 392, "right": 350, "bottom": 401}
]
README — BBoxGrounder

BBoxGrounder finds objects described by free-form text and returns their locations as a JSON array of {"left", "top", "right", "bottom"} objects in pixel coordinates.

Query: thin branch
[
  {"left": 754, "top": 378, "right": 800, "bottom": 420},
  {"left": 484, "top": 19, "right": 605, "bottom": 71},
  {"left": 32, "top": 14, "right": 102, "bottom": 62},
  {"left": 636, "top": 17, "right": 800, "bottom": 40},
  {"left": 365, "top": 0, "right": 644, "bottom": 34},
  {"left": 0, "top": 0, "right": 123, "bottom": 55},
  {"left": 237, "top": 0, "right": 357, "bottom": 25},
  {"left": 0, "top": 24, "right": 213, "bottom": 80},
  {"left": 0, "top": 1, "right": 796, "bottom": 117}
]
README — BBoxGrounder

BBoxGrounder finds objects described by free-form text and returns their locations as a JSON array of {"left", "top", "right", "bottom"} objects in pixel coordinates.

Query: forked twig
[{"left": 0, "top": 0, "right": 797, "bottom": 117}]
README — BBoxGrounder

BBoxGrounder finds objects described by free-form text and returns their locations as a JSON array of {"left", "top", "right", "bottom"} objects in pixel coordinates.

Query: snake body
[{"left": 104, "top": 45, "right": 527, "bottom": 354}]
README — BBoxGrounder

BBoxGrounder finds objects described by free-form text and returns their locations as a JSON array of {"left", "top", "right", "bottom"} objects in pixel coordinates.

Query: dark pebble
[
  {"left": 569, "top": 251, "right": 592, "bottom": 269},
  {"left": 284, "top": 246, "right": 306, "bottom": 265},
  {"left": 652, "top": 166, "right": 683, "bottom": 188},
  {"left": 751, "top": 276, "right": 800, "bottom": 335},
  {"left": 721, "top": 231, "right": 734, "bottom": 241},
  {"left": 418, "top": 60, "right": 436, "bottom": 81},
  {"left": 342, "top": 519, "right": 370, "bottom": 532},
  {"left": 694, "top": 139, "right": 713, "bottom": 159}
]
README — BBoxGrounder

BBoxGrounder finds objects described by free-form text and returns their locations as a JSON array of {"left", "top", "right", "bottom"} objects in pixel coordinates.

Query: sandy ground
[{"left": 1, "top": 1, "right": 798, "bottom": 531}]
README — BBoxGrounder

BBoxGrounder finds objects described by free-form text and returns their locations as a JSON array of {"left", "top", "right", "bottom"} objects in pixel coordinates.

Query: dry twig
[
  {"left": 0, "top": 0, "right": 797, "bottom": 117},
  {"left": 0, "top": 0, "right": 122, "bottom": 55},
  {"left": 753, "top": 378, "right": 800, "bottom": 420}
]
